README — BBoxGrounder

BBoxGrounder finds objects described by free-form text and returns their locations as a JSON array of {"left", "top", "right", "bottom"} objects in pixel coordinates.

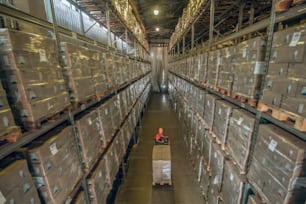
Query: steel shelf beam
[
  {"left": 0, "top": 72, "right": 151, "bottom": 160},
  {"left": 214, "top": 4, "right": 306, "bottom": 45},
  {"left": 169, "top": 71, "right": 306, "bottom": 141}
]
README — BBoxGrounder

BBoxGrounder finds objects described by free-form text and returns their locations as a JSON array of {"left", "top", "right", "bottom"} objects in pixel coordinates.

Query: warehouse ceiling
[{"left": 133, "top": 0, "right": 189, "bottom": 43}]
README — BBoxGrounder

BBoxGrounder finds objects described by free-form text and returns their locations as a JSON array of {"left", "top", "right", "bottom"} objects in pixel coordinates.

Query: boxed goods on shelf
[
  {"left": 248, "top": 124, "right": 306, "bottom": 203},
  {"left": 0, "top": 81, "right": 20, "bottom": 142},
  {"left": 231, "top": 36, "right": 266, "bottom": 100},
  {"left": 203, "top": 94, "right": 220, "bottom": 129},
  {"left": 60, "top": 41, "right": 95, "bottom": 104},
  {"left": 262, "top": 23, "right": 306, "bottom": 123},
  {"left": 27, "top": 126, "right": 82, "bottom": 203},
  {"left": 207, "top": 49, "right": 222, "bottom": 87},
  {"left": 0, "top": 159, "right": 40, "bottom": 204},
  {"left": 105, "top": 142, "right": 120, "bottom": 184},
  {"left": 0, "top": 29, "right": 70, "bottom": 130},
  {"left": 207, "top": 180, "right": 221, "bottom": 204},
  {"left": 203, "top": 128, "right": 213, "bottom": 167},
  {"left": 196, "top": 88, "right": 205, "bottom": 118},
  {"left": 199, "top": 158, "right": 210, "bottom": 201},
  {"left": 212, "top": 100, "right": 238, "bottom": 146},
  {"left": 227, "top": 109, "right": 255, "bottom": 173},
  {"left": 98, "top": 100, "right": 115, "bottom": 142},
  {"left": 76, "top": 110, "right": 105, "bottom": 169},
  {"left": 110, "top": 95, "right": 123, "bottom": 131},
  {"left": 210, "top": 143, "right": 225, "bottom": 192},
  {"left": 220, "top": 161, "right": 245, "bottom": 204},
  {"left": 195, "top": 120, "right": 206, "bottom": 153},
  {"left": 113, "top": 132, "right": 125, "bottom": 164},
  {"left": 87, "top": 157, "right": 110, "bottom": 204},
  {"left": 217, "top": 47, "right": 235, "bottom": 93}
]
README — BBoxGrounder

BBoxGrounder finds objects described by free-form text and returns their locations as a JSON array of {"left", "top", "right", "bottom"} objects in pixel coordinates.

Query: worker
[{"left": 155, "top": 127, "right": 165, "bottom": 144}]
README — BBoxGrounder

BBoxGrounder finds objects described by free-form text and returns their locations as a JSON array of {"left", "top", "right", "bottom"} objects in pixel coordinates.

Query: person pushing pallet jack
[{"left": 154, "top": 127, "right": 168, "bottom": 144}]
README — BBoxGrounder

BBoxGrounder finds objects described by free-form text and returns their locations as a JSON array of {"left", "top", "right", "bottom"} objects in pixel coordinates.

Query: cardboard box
[
  {"left": 260, "top": 90, "right": 282, "bottom": 107},
  {"left": 227, "top": 109, "right": 255, "bottom": 172},
  {"left": 268, "top": 62, "right": 288, "bottom": 77},
  {"left": 105, "top": 142, "right": 119, "bottom": 183},
  {"left": 221, "top": 161, "right": 245, "bottom": 204},
  {"left": 13, "top": 0, "right": 47, "bottom": 20},
  {"left": 152, "top": 145, "right": 171, "bottom": 185},
  {"left": 248, "top": 124, "right": 306, "bottom": 203},
  {"left": 210, "top": 143, "right": 225, "bottom": 192},
  {"left": 281, "top": 96, "right": 306, "bottom": 117},
  {"left": 77, "top": 110, "right": 105, "bottom": 167},
  {"left": 87, "top": 157, "right": 110, "bottom": 204},
  {"left": 204, "top": 94, "right": 220, "bottom": 129},
  {"left": 212, "top": 100, "right": 238, "bottom": 145},
  {"left": 199, "top": 159, "right": 210, "bottom": 200},
  {"left": 288, "top": 62, "right": 306, "bottom": 79}
]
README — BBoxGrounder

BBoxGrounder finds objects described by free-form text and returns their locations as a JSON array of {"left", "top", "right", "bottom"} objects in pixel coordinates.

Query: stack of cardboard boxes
[
  {"left": 0, "top": 29, "right": 70, "bottom": 129},
  {"left": 0, "top": 160, "right": 41, "bottom": 203},
  {"left": 248, "top": 124, "right": 306, "bottom": 203},
  {"left": 263, "top": 23, "right": 306, "bottom": 118},
  {"left": 0, "top": 81, "right": 19, "bottom": 142},
  {"left": 27, "top": 126, "right": 82, "bottom": 203}
]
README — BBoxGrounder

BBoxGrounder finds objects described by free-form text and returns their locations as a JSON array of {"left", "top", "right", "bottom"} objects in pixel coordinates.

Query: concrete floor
[{"left": 115, "top": 93, "right": 204, "bottom": 204}]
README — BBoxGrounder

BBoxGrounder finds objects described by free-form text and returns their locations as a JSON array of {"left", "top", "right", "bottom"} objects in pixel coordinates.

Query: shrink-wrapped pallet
[
  {"left": 27, "top": 126, "right": 82, "bottom": 203},
  {"left": 203, "top": 94, "right": 220, "bottom": 129},
  {"left": 0, "top": 29, "right": 69, "bottom": 129},
  {"left": 212, "top": 100, "right": 238, "bottom": 146},
  {"left": 152, "top": 145, "right": 172, "bottom": 185},
  {"left": 87, "top": 157, "right": 110, "bottom": 204},
  {"left": 0, "top": 160, "right": 40, "bottom": 204},
  {"left": 227, "top": 109, "right": 255, "bottom": 173},
  {"left": 98, "top": 100, "right": 115, "bottom": 142},
  {"left": 220, "top": 161, "right": 245, "bottom": 204},
  {"left": 76, "top": 110, "right": 105, "bottom": 169},
  {"left": 248, "top": 124, "right": 306, "bottom": 203},
  {"left": 210, "top": 143, "right": 225, "bottom": 192},
  {"left": 105, "top": 142, "right": 119, "bottom": 183}
]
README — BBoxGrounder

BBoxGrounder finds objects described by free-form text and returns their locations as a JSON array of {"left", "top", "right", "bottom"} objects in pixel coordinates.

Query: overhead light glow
[
  {"left": 153, "top": 9, "right": 159, "bottom": 15},
  {"left": 155, "top": 27, "right": 160, "bottom": 32}
]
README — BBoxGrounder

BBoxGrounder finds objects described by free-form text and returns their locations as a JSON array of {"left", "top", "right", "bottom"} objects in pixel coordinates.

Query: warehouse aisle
[{"left": 115, "top": 93, "right": 204, "bottom": 204}]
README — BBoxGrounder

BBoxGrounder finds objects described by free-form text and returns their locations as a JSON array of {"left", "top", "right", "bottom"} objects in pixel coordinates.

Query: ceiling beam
[{"left": 129, "top": 0, "right": 146, "bottom": 34}]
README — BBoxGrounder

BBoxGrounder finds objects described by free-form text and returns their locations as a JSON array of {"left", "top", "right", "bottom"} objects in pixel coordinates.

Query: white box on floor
[{"left": 152, "top": 144, "right": 172, "bottom": 186}]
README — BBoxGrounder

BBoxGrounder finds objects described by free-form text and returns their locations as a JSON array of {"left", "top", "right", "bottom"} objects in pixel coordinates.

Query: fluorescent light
[
  {"left": 156, "top": 27, "right": 160, "bottom": 32},
  {"left": 153, "top": 9, "right": 159, "bottom": 15}
]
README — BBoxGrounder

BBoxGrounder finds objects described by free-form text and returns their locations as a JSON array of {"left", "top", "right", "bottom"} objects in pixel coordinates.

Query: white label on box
[
  {"left": 2, "top": 55, "right": 9, "bottom": 66},
  {"left": 230, "top": 173, "right": 234, "bottom": 181},
  {"left": 0, "top": 190, "right": 6, "bottom": 204},
  {"left": 39, "top": 49, "right": 47, "bottom": 62},
  {"left": 242, "top": 48, "right": 247, "bottom": 58},
  {"left": 298, "top": 103, "right": 304, "bottom": 114},
  {"left": 2, "top": 116, "right": 9, "bottom": 127},
  {"left": 237, "top": 117, "right": 244, "bottom": 125},
  {"left": 50, "top": 143, "right": 58, "bottom": 155},
  {"left": 254, "top": 61, "right": 265, "bottom": 75},
  {"left": 268, "top": 139, "right": 278, "bottom": 152},
  {"left": 289, "top": 32, "right": 301, "bottom": 47}
]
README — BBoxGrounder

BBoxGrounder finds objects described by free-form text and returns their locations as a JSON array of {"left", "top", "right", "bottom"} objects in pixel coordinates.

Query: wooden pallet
[
  {"left": 0, "top": 126, "right": 21, "bottom": 143},
  {"left": 231, "top": 93, "right": 257, "bottom": 107},
  {"left": 24, "top": 105, "right": 71, "bottom": 131},
  {"left": 214, "top": 86, "right": 231, "bottom": 97},
  {"left": 72, "top": 96, "right": 96, "bottom": 110},
  {"left": 152, "top": 181, "right": 172, "bottom": 186},
  {"left": 257, "top": 102, "right": 306, "bottom": 132}
]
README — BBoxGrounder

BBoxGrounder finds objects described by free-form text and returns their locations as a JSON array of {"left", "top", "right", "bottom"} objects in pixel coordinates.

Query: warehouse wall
[{"left": 150, "top": 46, "right": 168, "bottom": 92}]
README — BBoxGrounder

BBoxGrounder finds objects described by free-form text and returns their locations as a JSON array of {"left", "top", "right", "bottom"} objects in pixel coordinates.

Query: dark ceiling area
[{"left": 133, "top": 0, "right": 188, "bottom": 43}]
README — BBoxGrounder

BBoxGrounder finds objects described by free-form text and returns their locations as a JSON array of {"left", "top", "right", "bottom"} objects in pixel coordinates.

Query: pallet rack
[{"left": 0, "top": 0, "right": 152, "bottom": 203}]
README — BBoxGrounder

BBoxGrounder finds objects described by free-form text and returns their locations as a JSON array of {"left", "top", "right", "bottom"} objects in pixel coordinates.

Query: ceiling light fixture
[
  {"left": 155, "top": 27, "right": 160, "bottom": 32},
  {"left": 153, "top": 9, "right": 159, "bottom": 15}
]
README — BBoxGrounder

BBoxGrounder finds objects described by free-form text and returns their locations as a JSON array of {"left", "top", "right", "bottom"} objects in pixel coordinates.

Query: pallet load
[
  {"left": 0, "top": 81, "right": 20, "bottom": 142},
  {"left": 227, "top": 109, "right": 255, "bottom": 173},
  {"left": 105, "top": 142, "right": 120, "bottom": 184},
  {"left": 206, "top": 49, "right": 221, "bottom": 88},
  {"left": 110, "top": 95, "right": 123, "bottom": 131},
  {"left": 203, "top": 94, "right": 220, "bottom": 129},
  {"left": 209, "top": 143, "right": 225, "bottom": 193},
  {"left": 0, "top": 160, "right": 40, "bottom": 203},
  {"left": 152, "top": 145, "right": 172, "bottom": 186},
  {"left": 89, "top": 49, "right": 109, "bottom": 100},
  {"left": 87, "top": 157, "right": 110, "bottom": 204},
  {"left": 75, "top": 110, "right": 105, "bottom": 171},
  {"left": 199, "top": 158, "right": 210, "bottom": 201},
  {"left": 195, "top": 88, "right": 205, "bottom": 118},
  {"left": 261, "top": 23, "right": 306, "bottom": 131},
  {"left": 98, "top": 99, "right": 115, "bottom": 143},
  {"left": 195, "top": 120, "right": 206, "bottom": 153},
  {"left": 212, "top": 100, "right": 238, "bottom": 148},
  {"left": 27, "top": 126, "right": 82, "bottom": 203},
  {"left": 220, "top": 161, "right": 246, "bottom": 204},
  {"left": 0, "top": 29, "right": 70, "bottom": 130},
  {"left": 217, "top": 47, "right": 235, "bottom": 94},
  {"left": 60, "top": 41, "right": 95, "bottom": 107},
  {"left": 247, "top": 124, "right": 306, "bottom": 203},
  {"left": 231, "top": 36, "right": 266, "bottom": 105}
]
